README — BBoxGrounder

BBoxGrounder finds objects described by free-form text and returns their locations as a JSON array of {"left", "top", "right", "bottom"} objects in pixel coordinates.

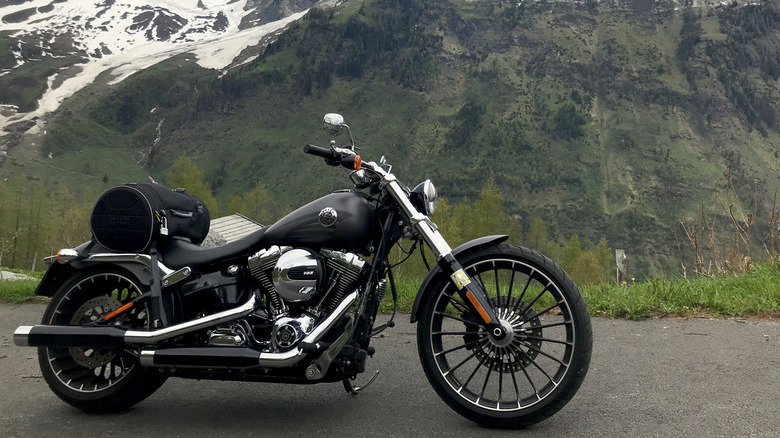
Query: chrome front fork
[{"left": 381, "top": 173, "right": 507, "bottom": 339}]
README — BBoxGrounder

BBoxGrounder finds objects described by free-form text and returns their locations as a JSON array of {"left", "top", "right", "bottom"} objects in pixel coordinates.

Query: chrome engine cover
[
  {"left": 272, "top": 249, "right": 321, "bottom": 302},
  {"left": 271, "top": 314, "right": 315, "bottom": 350}
]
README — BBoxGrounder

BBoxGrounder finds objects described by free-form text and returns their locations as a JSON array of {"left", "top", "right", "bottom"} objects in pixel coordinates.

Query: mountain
[
  {"left": 2, "top": 0, "right": 780, "bottom": 277},
  {"left": 0, "top": 0, "right": 322, "bottom": 150}
]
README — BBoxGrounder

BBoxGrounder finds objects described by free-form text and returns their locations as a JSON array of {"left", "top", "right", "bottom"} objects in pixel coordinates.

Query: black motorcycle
[{"left": 14, "top": 113, "right": 592, "bottom": 428}]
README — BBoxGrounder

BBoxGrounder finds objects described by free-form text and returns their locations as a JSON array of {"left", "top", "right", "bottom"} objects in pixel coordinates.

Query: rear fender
[
  {"left": 34, "top": 262, "right": 76, "bottom": 297},
  {"left": 409, "top": 235, "right": 508, "bottom": 323},
  {"left": 35, "top": 242, "right": 158, "bottom": 296}
]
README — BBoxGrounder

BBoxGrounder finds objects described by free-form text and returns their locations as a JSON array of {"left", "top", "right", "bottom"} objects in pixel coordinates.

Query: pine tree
[
  {"left": 594, "top": 236, "right": 614, "bottom": 281},
  {"left": 561, "top": 234, "right": 582, "bottom": 272}
]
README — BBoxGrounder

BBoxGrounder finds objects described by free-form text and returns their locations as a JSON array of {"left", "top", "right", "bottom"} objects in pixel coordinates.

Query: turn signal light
[{"left": 56, "top": 249, "right": 79, "bottom": 265}]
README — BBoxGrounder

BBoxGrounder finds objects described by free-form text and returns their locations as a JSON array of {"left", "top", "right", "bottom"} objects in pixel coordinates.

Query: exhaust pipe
[
  {"left": 14, "top": 325, "right": 127, "bottom": 348},
  {"left": 141, "top": 291, "right": 358, "bottom": 370},
  {"left": 14, "top": 294, "right": 258, "bottom": 348}
]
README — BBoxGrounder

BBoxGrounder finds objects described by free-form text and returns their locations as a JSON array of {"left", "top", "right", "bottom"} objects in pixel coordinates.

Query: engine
[{"left": 246, "top": 246, "right": 366, "bottom": 350}]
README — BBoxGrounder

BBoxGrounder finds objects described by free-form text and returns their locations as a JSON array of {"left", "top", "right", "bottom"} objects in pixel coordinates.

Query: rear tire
[
  {"left": 417, "top": 244, "right": 592, "bottom": 428},
  {"left": 38, "top": 266, "right": 166, "bottom": 413}
]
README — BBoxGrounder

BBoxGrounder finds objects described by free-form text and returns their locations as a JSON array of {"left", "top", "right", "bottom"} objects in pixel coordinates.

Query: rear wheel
[
  {"left": 417, "top": 244, "right": 592, "bottom": 428},
  {"left": 38, "top": 266, "right": 166, "bottom": 413}
]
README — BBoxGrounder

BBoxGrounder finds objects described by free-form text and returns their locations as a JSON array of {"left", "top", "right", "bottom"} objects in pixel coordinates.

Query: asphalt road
[{"left": 1, "top": 304, "right": 778, "bottom": 438}]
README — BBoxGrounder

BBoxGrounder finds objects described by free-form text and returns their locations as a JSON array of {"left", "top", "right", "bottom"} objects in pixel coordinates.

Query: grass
[
  {"left": 380, "top": 262, "right": 780, "bottom": 319},
  {"left": 3, "top": 262, "right": 778, "bottom": 318},
  {"left": 0, "top": 269, "right": 44, "bottom": 304}
]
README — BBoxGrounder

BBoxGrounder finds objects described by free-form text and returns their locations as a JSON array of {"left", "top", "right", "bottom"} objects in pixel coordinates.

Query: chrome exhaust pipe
[
  {"left": 124, "top": 294, "right": 258, "bottom": 344},
  {"left": 140, "top": 290, "right": 358, "bottom": 370},
  {"left": 14, "top": 294, "right": 258, "bottom": 348}
]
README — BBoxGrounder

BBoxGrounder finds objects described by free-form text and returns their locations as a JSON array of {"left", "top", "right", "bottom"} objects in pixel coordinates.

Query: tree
[
  {"left": 561, "top": 234, "right": 582, "bottom": 272},
  {"left": 570, "top": 251, "right": 603, "bottom": 286},
  {"left": 167, "top": 155, "right": 220, "bottom": 217},
  {"left": 431, "top": 197, "right": 463, "bottom": 245},
  {"left": 526, "top": 216, "right": 549, "bottom": 252},
  {"left": 461, "top": 176, "right": 521, "bottom": 242},
  {"left": 594, "top": 237, "right": 614, "bottom": 278},
  {"left": 226, "top": 181, "right": 273, "bottom": 225}
]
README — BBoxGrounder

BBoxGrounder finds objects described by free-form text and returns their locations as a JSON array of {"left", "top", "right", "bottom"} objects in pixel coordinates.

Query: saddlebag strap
[{"left": 149, "top": 243, "right": 168, "bottom": 328}]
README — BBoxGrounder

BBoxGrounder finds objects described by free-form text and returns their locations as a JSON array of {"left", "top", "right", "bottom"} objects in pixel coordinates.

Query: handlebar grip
[{"left": 303, "top": 144, "right": 336, "bottom": 159}]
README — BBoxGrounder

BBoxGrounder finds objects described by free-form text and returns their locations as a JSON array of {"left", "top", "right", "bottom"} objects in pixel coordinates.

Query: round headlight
[{"left": 411, "top": 180, "right": 438, "bottom": 216}]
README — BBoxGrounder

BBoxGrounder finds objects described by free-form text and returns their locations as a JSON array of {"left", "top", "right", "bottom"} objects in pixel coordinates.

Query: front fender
[{"left": 409, "top": 235, "right": 508, "bottom": 323}]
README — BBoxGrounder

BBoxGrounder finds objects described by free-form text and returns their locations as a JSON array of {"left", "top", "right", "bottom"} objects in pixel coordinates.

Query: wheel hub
[
  {"left": 68, "top": 296, "right": 122, "bottom": 368},
  {"left": 464, "top": 295, "right": 543, "bottom": 372},
  {"left": 487, "top": 319, "right": 515, "bottom": 347}
]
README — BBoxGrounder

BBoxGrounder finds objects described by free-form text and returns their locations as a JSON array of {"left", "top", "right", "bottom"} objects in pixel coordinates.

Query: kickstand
[{"left": 342, "top": 370, "right": 380, "bottom": 395}]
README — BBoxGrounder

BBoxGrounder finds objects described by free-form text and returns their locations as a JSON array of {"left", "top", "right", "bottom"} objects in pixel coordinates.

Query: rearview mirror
[{"left": 323, "top": 113, "right": 345, "bottom": 135}]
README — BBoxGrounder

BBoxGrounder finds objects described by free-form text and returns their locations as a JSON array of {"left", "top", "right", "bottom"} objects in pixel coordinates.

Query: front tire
[
  {"left": 417, "top": 244, "right": 592, "bottom": 428},
  {"left": 38, "top": 266, "right": 166, "bottom": 413}
]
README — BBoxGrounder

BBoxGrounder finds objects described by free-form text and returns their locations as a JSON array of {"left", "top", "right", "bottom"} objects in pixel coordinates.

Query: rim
[
  {"left": 44, "top": 273, "right": 148, "bottom": 394},
  {"left": 428, "top": 258, "right": 575, "bottom": 412}
]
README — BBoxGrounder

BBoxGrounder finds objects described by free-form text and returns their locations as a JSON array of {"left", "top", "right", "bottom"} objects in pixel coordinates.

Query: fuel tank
[{"left": 264, "top": 191, "right": 378, "bottom": 252}]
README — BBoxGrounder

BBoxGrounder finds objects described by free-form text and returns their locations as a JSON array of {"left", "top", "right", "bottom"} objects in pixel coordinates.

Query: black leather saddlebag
[{"left": 90, "top": 182, "right": 210, "bottom": 253}]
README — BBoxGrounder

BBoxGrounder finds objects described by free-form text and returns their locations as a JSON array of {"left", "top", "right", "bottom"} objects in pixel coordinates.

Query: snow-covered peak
[
  {"left": 0, "top": 0, "right": 318, "bottom": 142},
  {"left": 2, "top": 1, "right": 258, "bottom": 67}
]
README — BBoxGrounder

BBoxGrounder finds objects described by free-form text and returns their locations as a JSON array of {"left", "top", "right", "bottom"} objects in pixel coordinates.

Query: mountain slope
[
  {"left": 0, "top": 0, "right": 319, "bottom": 148},
  {"left": 4, "top": 0, "right": 780, "bottom": 276}
]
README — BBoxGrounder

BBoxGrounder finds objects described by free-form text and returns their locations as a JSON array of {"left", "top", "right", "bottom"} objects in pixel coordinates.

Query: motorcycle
[{"left": 13, "top": 113, "right": 592, "bottom": 428}]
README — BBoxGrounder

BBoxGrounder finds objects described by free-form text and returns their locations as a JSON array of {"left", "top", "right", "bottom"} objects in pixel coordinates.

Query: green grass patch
[
  {"left": 382, "top": 261, "right": 780, "bottom": 319},
  {"left": 0, "top": 269, "right": 44, "bottom": 304},
  {"left": 582, "top": 263, "right": 780, "bottom": 318}
]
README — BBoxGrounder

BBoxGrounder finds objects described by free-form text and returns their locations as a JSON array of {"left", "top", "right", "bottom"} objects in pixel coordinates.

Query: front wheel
[
  {"left": 417, "top": 244, "right": 592, "bottom": 428},
  {"left": 38, "top": 266, "right": 166, "bottom": 413}
]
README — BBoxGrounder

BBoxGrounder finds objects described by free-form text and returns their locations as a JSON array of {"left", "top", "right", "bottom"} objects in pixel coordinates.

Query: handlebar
[
  {"left": 303, "top": 144, "right": 337, "bottom": 160},
  {"left": 304, "top": 144, "right": 362, "bottom": 170}
]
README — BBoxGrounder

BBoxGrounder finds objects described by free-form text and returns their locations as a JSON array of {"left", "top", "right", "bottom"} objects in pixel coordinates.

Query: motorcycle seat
[{"left": 158, "top": 228, "right": 267, "bottom": 270}]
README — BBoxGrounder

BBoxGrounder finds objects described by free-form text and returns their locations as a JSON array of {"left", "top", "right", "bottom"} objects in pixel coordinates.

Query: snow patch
[{"left": 0, "top": 1, "right": 312, "bottom": 139}]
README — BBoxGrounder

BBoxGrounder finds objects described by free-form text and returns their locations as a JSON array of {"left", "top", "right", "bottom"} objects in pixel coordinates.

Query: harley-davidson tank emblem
[{"left": 318, "top": 207, "right": 338, "bottom": 227}]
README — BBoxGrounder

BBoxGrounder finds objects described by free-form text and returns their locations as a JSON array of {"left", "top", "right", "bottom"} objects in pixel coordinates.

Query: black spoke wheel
[
  {"left": 39, "top": 266, "right": 166, "bottom": 413},
  {"left": 417, "top": 244, "right": 592, "bottom": 428}
]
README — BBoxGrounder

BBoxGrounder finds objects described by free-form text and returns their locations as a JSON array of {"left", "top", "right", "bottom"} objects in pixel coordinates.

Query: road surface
[{"left": 1, "top": 304, "right": 777, "bottom": 437}]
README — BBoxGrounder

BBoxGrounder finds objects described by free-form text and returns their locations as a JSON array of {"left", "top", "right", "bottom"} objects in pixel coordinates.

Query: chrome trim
[
  {"left": 383, "top": 176, "right": 452, "bottom": 259},
  {"left": 247, "top": 246, "right": 286, "bottom": 271},
  {"left": 139, "top": 350, "right": 156, "bottom": 367},
  {"left": 257, "top": 290, "right": 357, "bottom": 368},
  {"left": 56, "top": 248, "right": 79, "bottom": 264},
  {"left": 318, "top": 207, "right": 338, "bottom": 227},
  {"left": 124, "top": 294, "right": 258, "bottom": 343},
  {"left": 138, "top": 290, "right": 359, "bottom": 370},
  {"left": 161, "top": 266, "right": 191, "bottom": 287},
  {"left": 272, "top": 249, "right": 319, "bottom": 302},
  {"left": 13, "top": 326, "right": 32, "bottom": 347},
  {"left": 271, "top": 314, "right": 315, "bottom": 350},
  {"left": 208, "top": 328, "right": 246, "bottom": 346},
  {"left": 87, "top": 253, "right": 175, "bottom": 276},
  {"left": 301, "top": 290, "right": 356, "bottom": 345},
  {"left": 321, "top": 249, "right": 365, "bottom": 274}
]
